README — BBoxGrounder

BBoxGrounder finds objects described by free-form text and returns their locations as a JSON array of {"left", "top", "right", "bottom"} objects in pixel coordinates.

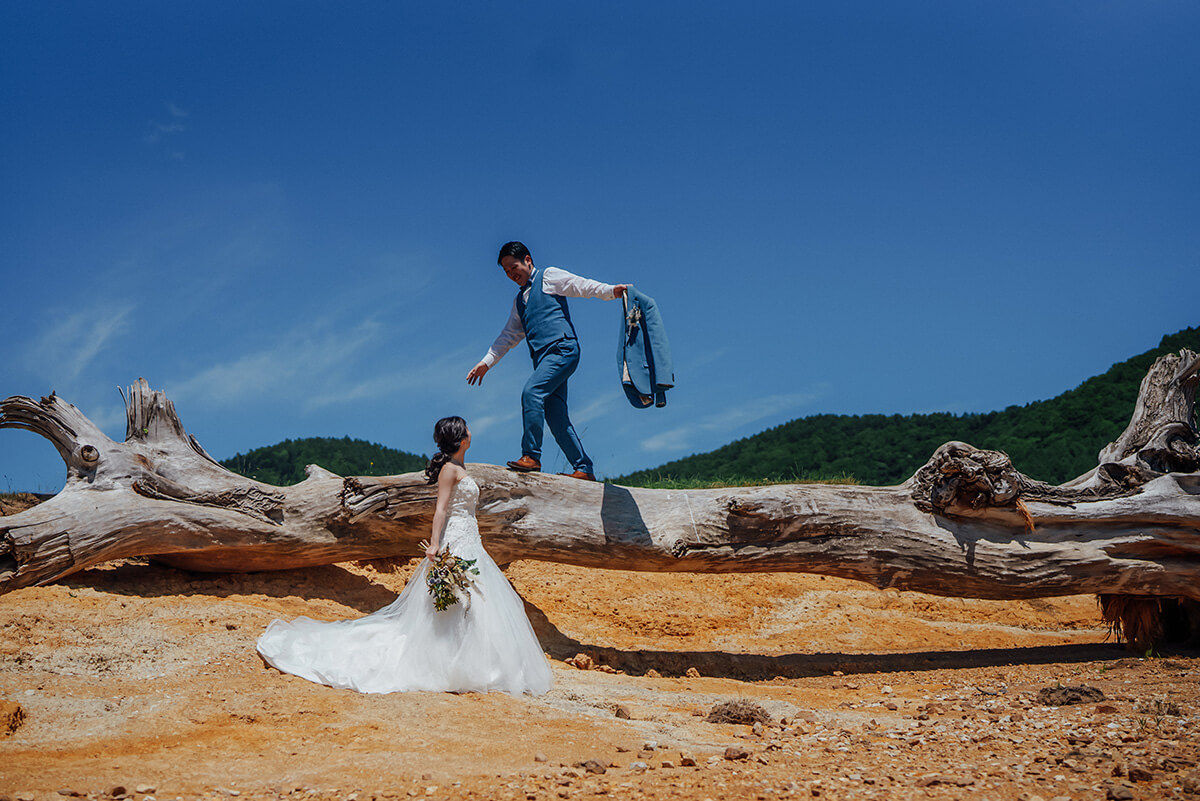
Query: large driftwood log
[{"left": 2, "top": 350, "right": 1198, "bottom": 648}]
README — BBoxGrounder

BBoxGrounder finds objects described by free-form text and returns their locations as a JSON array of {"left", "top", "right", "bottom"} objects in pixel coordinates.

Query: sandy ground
[{"left": 1, "top": 515, "right": 1197, "bottom": 801}]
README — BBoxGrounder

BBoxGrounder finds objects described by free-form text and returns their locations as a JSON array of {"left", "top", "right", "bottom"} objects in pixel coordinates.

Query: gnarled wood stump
[{"left": 3, "top": 350, "right": 1198, "bottom": 649}]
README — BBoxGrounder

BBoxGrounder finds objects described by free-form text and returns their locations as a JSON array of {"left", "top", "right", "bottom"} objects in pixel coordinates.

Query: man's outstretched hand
[
  {"left": 614, "top": 284, "right": 629, "bottom": 298},
  {"left": 467, "top": 361, "right": 489, "bottom": 385}
]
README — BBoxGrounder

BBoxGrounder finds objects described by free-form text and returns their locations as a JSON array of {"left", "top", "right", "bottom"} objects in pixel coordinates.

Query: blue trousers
[{"left": 521, "top": 338, "right": 593, "bottom": 473}]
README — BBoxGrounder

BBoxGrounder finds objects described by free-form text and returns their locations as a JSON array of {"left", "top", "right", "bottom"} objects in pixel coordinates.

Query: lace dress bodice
[{"left": 441, "top": 474, "right": 482, "bottom": 556}]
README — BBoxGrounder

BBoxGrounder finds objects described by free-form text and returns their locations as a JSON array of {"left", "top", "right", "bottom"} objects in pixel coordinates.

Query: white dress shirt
[{"left": 481, "top": 266, "right": 618, "bottom": 367}]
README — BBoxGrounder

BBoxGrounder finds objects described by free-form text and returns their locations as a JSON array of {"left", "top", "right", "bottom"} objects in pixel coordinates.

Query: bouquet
[{"left": 421, "top": 541, "right": 481, "bottom": 612}]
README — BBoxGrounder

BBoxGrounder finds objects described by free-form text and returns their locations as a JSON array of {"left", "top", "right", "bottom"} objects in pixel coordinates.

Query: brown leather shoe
[
  {"left": 558, "top": 470, "right": 597, "bottom": 481},
  {"left": 506, "top": 455, "right": 541, "bottom": 472}
]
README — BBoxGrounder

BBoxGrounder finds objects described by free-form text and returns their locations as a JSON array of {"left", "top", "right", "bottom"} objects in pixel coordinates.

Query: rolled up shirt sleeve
[
  {"left": 542, "top": 266, "right": 617, "bottom": 300},
  {"left": 482, "top": 299, "right": 526, "bottom": 367}
]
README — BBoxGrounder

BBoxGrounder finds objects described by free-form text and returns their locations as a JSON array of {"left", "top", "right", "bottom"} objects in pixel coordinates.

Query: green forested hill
[
  {"left": 221, "top": 436, "right": 427, "bottom": 486},
  {"left": 618, "top": 326, "right": 1200, "bottom": 487}
]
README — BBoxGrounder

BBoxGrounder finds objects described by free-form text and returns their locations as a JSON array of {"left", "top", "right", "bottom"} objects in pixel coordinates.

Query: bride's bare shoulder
[{"left": 438, "top": 463, "right": 467, "bottom": 488}]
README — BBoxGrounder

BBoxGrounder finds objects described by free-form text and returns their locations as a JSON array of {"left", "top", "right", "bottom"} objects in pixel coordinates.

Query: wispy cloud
[
  {"left": 166, "top": 319, "right": 383, "bottom": 407},
  {"left": 641, "top": 388, "right": 827, "bottom": 453},
  {"left": 569, "top": 395, "right": 613, "bottom": 426},
  {"left": 28, "top": 304, "right": 134, "bottom": 382},
  {"left": 145, "top": 102, "right": 188, "bottom": 157},
  {"left": 164, "top": 320, "right": 482, "bottom": 419},
  {"left": 468, "top": 409, "right": 520, "bottom": 437}
]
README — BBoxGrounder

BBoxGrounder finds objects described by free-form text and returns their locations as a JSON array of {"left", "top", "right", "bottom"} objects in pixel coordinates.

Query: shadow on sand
[
  {"left": 58, "top": 559, "right": 1164, "bottom": 680},
  {"left": 521, "top": 600, "right": 1142, "bottom": 681},
  {"left": 62, "top": 559, "right": 406, "bottom": 614}
]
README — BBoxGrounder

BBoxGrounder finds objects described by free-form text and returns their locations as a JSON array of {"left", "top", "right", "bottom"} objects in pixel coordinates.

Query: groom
[{"left": 467, "top": 241, "right": 627, "bottom": 481}]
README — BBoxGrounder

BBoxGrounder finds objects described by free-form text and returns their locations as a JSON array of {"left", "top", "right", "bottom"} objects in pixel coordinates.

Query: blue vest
[{"left": 517, "top": 267, "right": 577, "bottom": 358}]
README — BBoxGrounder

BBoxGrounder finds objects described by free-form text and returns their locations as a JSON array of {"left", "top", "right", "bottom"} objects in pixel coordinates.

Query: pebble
[
  {"left": 642, "top": 741, "right": 657, "bottom": 751},
  {"left": 629, "top": 762, "right": 648, "bottom": 771},
  {"left": 565, "top": 654, "right": 594, "bottom": 670},
  {"left": 613, "top": 704, "right": 631, "bottom": 719},
  {"left": 678, "top": 752, "right": 697, "bottom": 767},
  {"left": 685, "top": 667, "right": 701, "bottom": 678},
  {"left": 1105, "top": 785, "right": 1134, "bottom": 801},
  {"left": 724, "top": 746, "right": 750, "bottom": 761},
  {"left": 534, "top": 753, "right": 548, "bottom": 763},
  {"left": 135, "top": 788, "right": 156, "bottom": 796}
]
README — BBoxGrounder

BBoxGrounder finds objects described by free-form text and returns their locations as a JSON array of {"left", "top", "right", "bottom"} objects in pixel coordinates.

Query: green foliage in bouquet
[{"left": 421, "top": 542, "right": 481, "bottom": 612}]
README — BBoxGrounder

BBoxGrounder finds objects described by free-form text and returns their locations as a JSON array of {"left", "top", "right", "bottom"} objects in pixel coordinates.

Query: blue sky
[{"left": 2, "top": 1, "right": 1197, "bottom": 492}]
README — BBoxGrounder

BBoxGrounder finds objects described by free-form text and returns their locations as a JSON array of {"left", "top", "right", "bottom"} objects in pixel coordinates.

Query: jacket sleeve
[{"left": 640, "top": 293, "right": 674, "bottom": 392}]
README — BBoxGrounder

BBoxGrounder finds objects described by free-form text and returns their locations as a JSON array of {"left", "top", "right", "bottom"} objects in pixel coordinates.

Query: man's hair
[{"left": 497, "top": 241, "right": 532, "bottom": 266}]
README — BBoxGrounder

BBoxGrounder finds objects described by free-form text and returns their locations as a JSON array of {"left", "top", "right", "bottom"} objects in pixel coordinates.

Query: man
[{"left": 467, "top": 241, "right": 627, "bottom": 480}]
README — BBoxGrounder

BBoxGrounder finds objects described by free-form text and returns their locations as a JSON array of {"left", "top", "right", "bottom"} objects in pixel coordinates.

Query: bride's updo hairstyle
[{"left": 425, "top": 416, "right": 469, "bottom": 483}]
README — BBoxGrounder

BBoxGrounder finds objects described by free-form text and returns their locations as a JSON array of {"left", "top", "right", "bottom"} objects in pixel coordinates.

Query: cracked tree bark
[{"left": 3, "top": 350, "right": 1198, "bottom": 649}]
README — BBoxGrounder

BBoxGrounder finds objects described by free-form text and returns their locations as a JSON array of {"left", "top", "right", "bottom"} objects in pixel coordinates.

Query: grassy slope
[{"left": 618, "top": 326, "right": 1200, "bottom": 487}]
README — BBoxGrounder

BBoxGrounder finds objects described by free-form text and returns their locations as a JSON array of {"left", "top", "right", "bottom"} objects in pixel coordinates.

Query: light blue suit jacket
[{"left": 618, "top": 286, "right": 674, "bottom": 408}]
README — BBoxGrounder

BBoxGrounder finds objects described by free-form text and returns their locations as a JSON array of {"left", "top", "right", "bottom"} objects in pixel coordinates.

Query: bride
[{"left": 256, "top": 416, "right": 553, "bottom": 695}]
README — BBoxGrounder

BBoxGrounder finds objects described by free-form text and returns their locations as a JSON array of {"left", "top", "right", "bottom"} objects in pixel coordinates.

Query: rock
[
  {"left": 15, "top": 794, "right": 35, "bottom": 801},
  {"left": 134, "top": 788, "right": 156, "bottom": 796},
  {"left": 629, "top": 762, "right": 648, "bottom": 771},
  {"left": 565, "top": 654, "right": 594, "bottom": 670},
  {"left": 1180, "top": 769, "right": 1200, "bottom": 794},
  {"left": 751, "top": 722, "right": 764, "bottom": 737},
  {"left": 57, "top": 791, "right": 83, "bottom": 797},
  {"left": 915, "top": 774, "right": 974, "bottom": 788},
  {"left": 678, "top": 752, "right": 697, "bottom": 767},
  {"left": 724, "top": 746, "right": 750, "bottom": 761},
  {"left": 614, "top": 745, "right": 630, "bottom": 753},
  {"left": 597, "top": 665, "right": 618, "bottom": 674},
  {"left": 0, "top": 701, "right": 26, "bottom": 736},
  {"left": 881, "top": 685, "right": 893, "bottom": 694},
  {"left": 1127, "top": 765, "right": 1155, "bottom": 782},
  {"left": 1105, "top": 784, "right": 1135, "bottom": 801},
  {"left": 642, "top": 741, "right": 657, "bottom": 751},
  {"left": 577, "top": 760, "right": 606, "bottom": 775},
  {"left": 685, "top": 667, "right": 701, "bottom": 678},
  {"left": 110, "top": 787, "right": 128, "bottom": 798},
  {"left": 534, "top": 753, "right": 548, "bottom": 763},
  {"left": 1096, "top": 704, "right": 1119, "bottom": 714},
  {"left": 613, "top": 704, "right": 631, "bottom": 719},
  {"left": 659, "top": 761, "right": 675, "bottom": 769},
  {"left": 644, "top": 669, "right": 662, "bottom": 679},
  {"left": 884, "top": 702, "right": 898, "bottom": 711},
  {"left": 1036, "top": 684, "right": 1106, "bottom": 706}
]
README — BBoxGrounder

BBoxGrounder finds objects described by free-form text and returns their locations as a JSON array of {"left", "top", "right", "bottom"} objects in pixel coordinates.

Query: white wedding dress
[{"left": 256, "top": 474, "right": 552, "bottom": 695}]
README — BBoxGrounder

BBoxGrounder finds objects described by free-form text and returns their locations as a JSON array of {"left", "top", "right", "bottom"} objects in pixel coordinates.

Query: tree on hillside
[{"left": 620, "top": 326, "right": 1200, "bottom": 487}]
